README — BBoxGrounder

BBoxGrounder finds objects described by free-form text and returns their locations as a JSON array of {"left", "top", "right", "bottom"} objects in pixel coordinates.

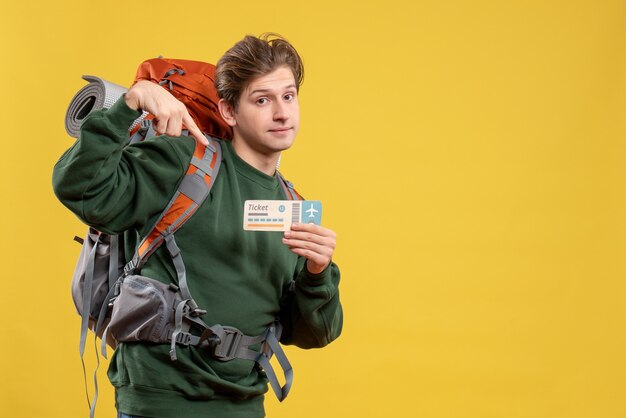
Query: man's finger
[
  {"left": 165, "top": 112, "right": 183, "bottom": 137},
  {"left": 282, "top": 237, "right": 326, "bottom": 254},
  {"left": 183, "top": 114, "right": 208, "bottom": 146},
  {"left": 154, "top": 117, "right": 168, "bottom": 136},
  {"left": 284, "top": 229, "right": 334, "bottom": 248},
  {"left": 291, "top": 222, "right": 336, "bottom": 238}
]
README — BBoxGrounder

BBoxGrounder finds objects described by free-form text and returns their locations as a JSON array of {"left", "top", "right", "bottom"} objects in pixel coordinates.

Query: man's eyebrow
[{"left": 249, "top": 84, "right": 297, "bottom": 95}]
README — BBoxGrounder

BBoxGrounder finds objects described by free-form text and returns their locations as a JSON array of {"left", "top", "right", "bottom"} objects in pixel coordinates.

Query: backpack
[
  {"left": 128, "top": 57, "right": 233, "bottom": 142},
  {"left": 66, "top": 58, "right": 301, "bottom": 417},
  {"left": 64, "top": 58, "right": 232, "bottom": 142}
]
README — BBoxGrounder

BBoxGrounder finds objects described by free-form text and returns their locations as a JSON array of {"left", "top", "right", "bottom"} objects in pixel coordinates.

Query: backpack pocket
[
  {"left": 71, "top": 227, "right": 124, "bottom": 320},
  {"left": 108, "top": 275, "right": 179, "bottom": 343}
]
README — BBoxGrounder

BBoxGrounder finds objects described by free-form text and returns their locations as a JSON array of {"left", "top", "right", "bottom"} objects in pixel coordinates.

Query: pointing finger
[{"left": 183, "top": 114, "right": 208, "bottom": 146}]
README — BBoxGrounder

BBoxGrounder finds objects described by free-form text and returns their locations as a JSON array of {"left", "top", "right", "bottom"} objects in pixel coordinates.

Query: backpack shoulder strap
[
  {"left": 127, "top": 137, "right": 222, "bottom": 272},
  {"left": 277, "top": 171, "right": 303, "bottom": 201}
]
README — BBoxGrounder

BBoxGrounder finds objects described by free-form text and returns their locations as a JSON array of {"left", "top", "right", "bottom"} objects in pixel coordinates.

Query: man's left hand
[{"left": 283, "top": 223, "right": 337, "bottom": 274}]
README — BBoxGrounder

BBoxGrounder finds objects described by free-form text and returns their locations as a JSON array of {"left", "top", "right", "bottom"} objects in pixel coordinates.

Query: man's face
[{"left": 229, "top": 65, "right": 300, "bottom": 156}]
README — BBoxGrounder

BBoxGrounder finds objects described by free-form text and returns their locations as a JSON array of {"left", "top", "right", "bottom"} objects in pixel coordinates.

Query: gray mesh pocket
[{"left": 108, "top": 275, "right": 179, "bottom": 343}]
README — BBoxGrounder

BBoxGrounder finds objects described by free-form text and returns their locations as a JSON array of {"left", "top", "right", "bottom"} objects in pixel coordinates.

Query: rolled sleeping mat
[{"left": 65, "top": 75, "right": 147, "bottom": 138}]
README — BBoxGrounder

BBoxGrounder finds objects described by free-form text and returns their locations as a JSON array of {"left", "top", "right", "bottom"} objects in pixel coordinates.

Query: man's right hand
[{"left": 125, "top": 80, "right": 208, "bottom": 146}]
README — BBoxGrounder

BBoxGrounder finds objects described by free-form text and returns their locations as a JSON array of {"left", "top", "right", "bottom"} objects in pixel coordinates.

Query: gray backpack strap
[
  {"left": 169, "top": 298, "right": 191, "bottom": 361},
  {"left": 277, "top": 172, "right": 302, "bottom": 201},
  {"left": 254, "top": 326, "right": 293, "bottom": 401},
  {"left": 108, "top": 235, "right": 120, "bottom": 288},
  {"left": 96, "top": 282, "right": 121, "bottom": 358},
  {"left": 93, "top": 233, "right": 123, "bottom": 359},
  {"left": 78, "top": 238, "right": 99, "bottom": 357},
  {"left": 165, "top": 233, "right": 206, "bottom": 361},
  {"left": 211, "top": 322, "right": 293, "bottom": 401},
  {"left": 88, "top": 349, "right": 101, "bottom": 418},
  {"left": 77, "top": 237, "right": 97, "bottom": 417},
  {"left": 129, "top": 118, "right": 156, "bottom": 144},
  {"left": 165, "top": 235, "right": 204, "bottom": 313}
]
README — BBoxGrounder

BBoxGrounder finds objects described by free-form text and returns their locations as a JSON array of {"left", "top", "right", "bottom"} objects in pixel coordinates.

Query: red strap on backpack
[{"left": 131, "top": 58, "right": 233, "bottom": 140}]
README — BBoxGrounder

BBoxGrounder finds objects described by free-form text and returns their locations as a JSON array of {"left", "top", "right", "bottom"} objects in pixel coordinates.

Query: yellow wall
[{"left": 1, "top": 0, "right": 625, "bottom": 417}]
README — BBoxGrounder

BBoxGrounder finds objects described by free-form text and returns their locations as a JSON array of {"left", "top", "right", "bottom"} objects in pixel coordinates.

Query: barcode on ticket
[{"left": 292, "top": 202, "right": 301, "bottom": 225}]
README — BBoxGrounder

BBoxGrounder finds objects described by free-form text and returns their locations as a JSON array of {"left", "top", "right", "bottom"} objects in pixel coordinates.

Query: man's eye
[
  {"left": 284, "top": 94, "right": 294, "bottom": 101},
  {"left": 257, "top": 98, "right": 268, "bottom": 105}
]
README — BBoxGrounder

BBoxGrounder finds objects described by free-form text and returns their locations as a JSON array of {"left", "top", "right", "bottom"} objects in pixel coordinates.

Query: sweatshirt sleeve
[
  {"left": 279, "top": 258, "right": 343, "bottom": 348},
  {"left": 52, "top": 97, "right": 196, "bottom": 235}
]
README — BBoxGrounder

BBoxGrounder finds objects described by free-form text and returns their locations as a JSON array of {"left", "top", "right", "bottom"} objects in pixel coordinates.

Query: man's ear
[{"left": 218, "top": 99, "right": 237, "bottom": 127}]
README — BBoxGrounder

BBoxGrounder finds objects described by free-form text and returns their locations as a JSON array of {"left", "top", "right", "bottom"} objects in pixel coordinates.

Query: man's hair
[{"left": 215, "top": 33, "right": 304, "bottom": 109}]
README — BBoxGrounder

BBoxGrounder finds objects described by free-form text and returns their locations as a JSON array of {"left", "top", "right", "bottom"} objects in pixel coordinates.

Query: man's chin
[{"left": 267, "top": 137, "right": 296, "bottom": 153}]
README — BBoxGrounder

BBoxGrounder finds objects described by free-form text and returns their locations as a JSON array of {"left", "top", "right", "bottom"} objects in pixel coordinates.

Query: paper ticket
[{"left": 243, "top": 200, "right": 322, "bottom": 231}]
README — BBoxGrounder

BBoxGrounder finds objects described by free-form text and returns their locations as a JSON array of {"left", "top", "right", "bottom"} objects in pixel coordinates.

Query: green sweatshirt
[{"left": 52, "top": 97, "right": 343, "bottom": 418}]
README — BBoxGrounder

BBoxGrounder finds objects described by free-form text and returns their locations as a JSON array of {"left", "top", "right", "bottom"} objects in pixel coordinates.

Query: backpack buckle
[{"left": 211, "top": 326, "right": 243, "bottom": 361}]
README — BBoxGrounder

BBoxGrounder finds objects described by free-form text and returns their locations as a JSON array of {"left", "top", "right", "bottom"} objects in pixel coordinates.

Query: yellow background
[{"left": 1, "top": 0, "right": 625, "bottom": 417}]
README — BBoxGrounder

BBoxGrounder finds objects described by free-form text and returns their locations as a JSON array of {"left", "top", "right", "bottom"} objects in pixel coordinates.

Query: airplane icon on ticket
[{"left": 305, "top": 204, "right": 319, "bottom": 218}]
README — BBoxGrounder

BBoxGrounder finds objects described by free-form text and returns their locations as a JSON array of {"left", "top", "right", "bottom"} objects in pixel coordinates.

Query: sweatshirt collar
[{"left": 223, "top": 140, "right": 280, "bottom": 190}]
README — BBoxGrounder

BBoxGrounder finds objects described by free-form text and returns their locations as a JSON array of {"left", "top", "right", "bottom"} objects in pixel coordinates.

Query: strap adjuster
[
  {"left": 123, "top": 258, "right": 138, "bottom": 275},
  {"left": 138, "top": 119, "right": 152, "bottom": 136},
  {"left": 159, "top": 68, "right": 185, "bottom": 91},
  {"left": 211, "top": 326, "right": 243, "bottom": 361},
  {"left": 175, "top": 332, "right": 193, "bottom": 346}
]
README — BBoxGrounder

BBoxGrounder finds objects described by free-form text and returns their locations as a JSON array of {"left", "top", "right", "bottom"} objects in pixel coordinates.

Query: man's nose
[{"left": 273, "top": 101, "right": 289, "bottom": 121}]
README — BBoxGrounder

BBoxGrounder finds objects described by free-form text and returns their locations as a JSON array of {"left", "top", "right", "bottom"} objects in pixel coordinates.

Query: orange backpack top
[{"left": 130, "top": 58, "right": 233, "bottom": 141}]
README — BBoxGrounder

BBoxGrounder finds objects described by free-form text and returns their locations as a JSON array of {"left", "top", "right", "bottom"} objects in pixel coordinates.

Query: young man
[{"left": 53, "top": 34, "right": 343, "bottom": 418}]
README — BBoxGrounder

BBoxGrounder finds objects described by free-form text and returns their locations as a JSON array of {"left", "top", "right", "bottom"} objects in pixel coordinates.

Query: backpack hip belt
[{"left": 106, "top": 272, "right": 293, "bottom": 401}]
